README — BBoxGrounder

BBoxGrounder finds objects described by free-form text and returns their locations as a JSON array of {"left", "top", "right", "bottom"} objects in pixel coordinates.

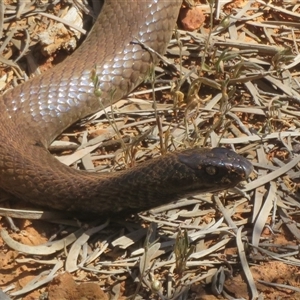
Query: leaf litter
[{"left": 1, "top": 0, "right": 300, "bottom": 299}]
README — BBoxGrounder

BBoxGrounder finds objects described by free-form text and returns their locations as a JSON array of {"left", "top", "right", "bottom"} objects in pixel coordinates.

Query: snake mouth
[{"left": 238, "top": 157, "right": 253, "bottom": 179}]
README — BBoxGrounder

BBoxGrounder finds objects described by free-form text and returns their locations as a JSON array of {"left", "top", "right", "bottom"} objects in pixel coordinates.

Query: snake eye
[{"left": 206, "top": 166, "right": 217, "bottom": 176}]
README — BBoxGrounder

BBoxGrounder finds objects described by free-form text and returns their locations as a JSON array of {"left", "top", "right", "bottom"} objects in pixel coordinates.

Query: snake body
[{"left": 0, "top": 0, "right": 252, "bottom": 214}]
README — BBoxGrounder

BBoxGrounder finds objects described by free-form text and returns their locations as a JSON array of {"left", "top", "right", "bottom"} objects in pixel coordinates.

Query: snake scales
[{"left": 0, "top": 0, "right": 252, "bottom": 214}]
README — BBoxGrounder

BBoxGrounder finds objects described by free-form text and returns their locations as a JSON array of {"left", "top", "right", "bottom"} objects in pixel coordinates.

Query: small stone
[{"left": 179, "top": 7, "right": 205, "bottom": 31}]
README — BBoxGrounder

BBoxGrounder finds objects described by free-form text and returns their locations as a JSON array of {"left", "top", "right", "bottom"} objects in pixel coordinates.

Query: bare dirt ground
[{"left": 1, "top": 0, "right": 300, "bottom": 299}]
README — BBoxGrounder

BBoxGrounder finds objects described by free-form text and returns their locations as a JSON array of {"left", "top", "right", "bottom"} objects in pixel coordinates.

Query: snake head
[{"left": 177, "top": 147, "right": 253, "bottom": 193}]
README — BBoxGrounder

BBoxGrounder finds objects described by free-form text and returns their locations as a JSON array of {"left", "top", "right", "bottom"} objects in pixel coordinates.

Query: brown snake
[{"left": 0, "top": 0, "right": 253, "bottom": 214}]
